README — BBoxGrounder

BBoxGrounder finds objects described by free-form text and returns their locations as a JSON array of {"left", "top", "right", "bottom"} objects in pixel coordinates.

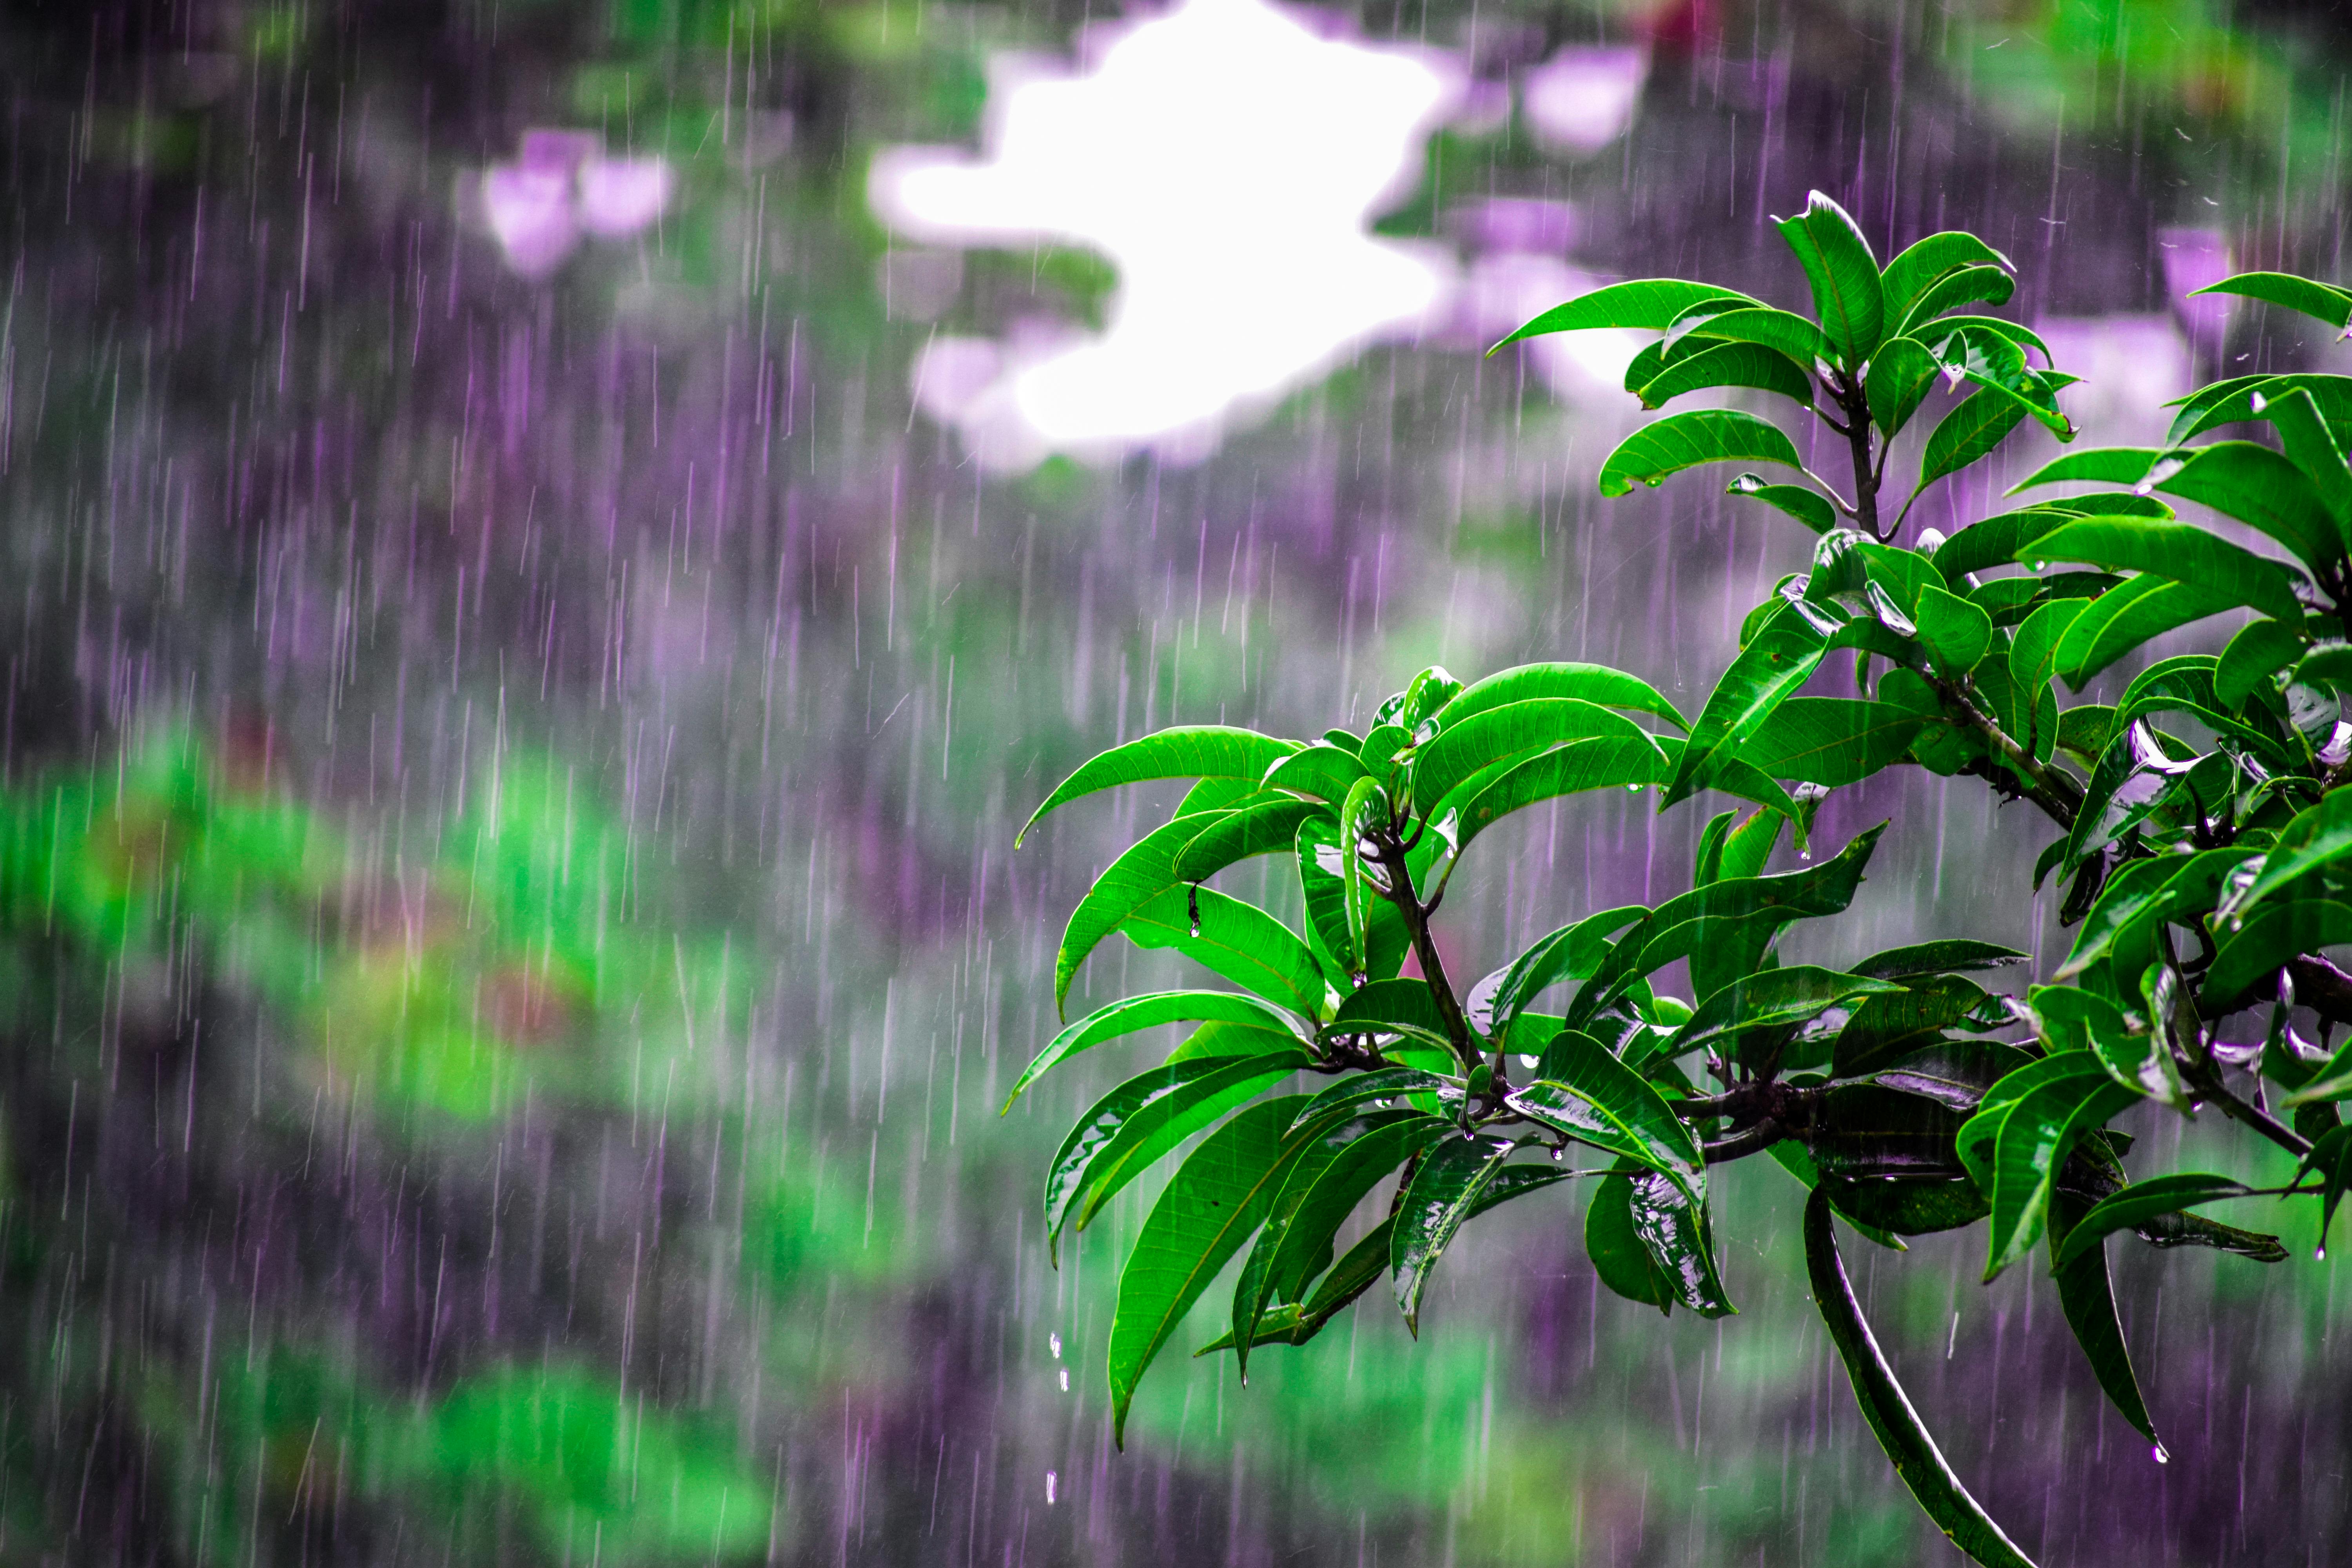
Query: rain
[{"left": 0, "top": 0, "right": 2345, "bottom": 1564}]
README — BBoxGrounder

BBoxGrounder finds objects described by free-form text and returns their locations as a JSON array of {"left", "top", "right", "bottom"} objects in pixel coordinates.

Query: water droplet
[
  {"left": 1550, "top": 1145, "right": 1565, "bottom": 1162},
  {"left": 2152, "top": 1444, "right": 2170, "bottom": 1464},
  {"left": 1049, "top": 1332, "right": 1062, "bottom": 1359},
  {"left": 1058, "top": 1367, "right": 1070, "bottom": 1392},
  {"left": 2031, "top": 559, "right": 2047, "bottom": 571},
  {"left": 1624, "top": 783, "right": 1644, "bottom": 794},
  {"left": 1046, "top": 1471, "right": 1059, "bottom": 1504}
]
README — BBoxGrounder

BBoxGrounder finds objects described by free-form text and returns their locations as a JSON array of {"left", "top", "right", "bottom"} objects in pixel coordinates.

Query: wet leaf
[
  {"left": 1006, "top": 989, "right": 1309, "bottom": 1110},
  {"left": 1595, "top": 409, "right": 1806, "bottom": 498},
  {"left": 1020, "top": 728, "right": 1300, "bottom": 844}
]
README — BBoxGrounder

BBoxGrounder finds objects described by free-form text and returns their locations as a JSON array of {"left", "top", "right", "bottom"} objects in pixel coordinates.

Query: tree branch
[{"left": 1372, "top": 830, "right": 1484, "bottom": 1082}]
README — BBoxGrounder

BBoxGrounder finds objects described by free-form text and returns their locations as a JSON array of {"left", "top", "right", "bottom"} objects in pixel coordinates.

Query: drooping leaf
[
  {"left": 2170, "top": 372, "right": 2352, "bottom": 445},
  {"left": 1119, "top": 886, "right": 1329, "bottom": 1019},
  {"left": 1829, "top": 973, "right": 1997, "bottom": 1079},
  {"left": 2191, "top": 270, "right": 2352, "bottom": 331},
  {"left": 1918, "top": 324, "right": 2073, "bottom": 438},
  {"left": 1927, "top": 506, "right": 2086, "bottom": 584},
  {"left": 2290, "top": 1126, "right": 2352, "bottom": 1254},
  {"left": 1586, "top": 1166, "right": 1677, "bottom": 1312},
  {"left": 2216, "top": 790, "right": 2352, "bottom": 923},
  {"left": 1803, "top": 1191, "right": 2041, "bottom": 1568},
  {"left": 1663, "top": 599, "right": 1830, "bottom": 807},
  {"left": 1626, "top": 1170, "right": 1737, "bottom": 1316},
  {"left": 1006, "top": 989, "right": 1309, "bottom": 1110},
  {"left": 1338, "top": 778, "right": 1388, "bottom": 974},
  {"left": 1331, "top": 977, "right": 1460, "bottom": 1058},
  {"left": 2007, "top": 446, "right": 2165, "bottom": 494},
  {"left": 1415, "top": 737, "right": 1676, "bottom": 887},
  {"left": 1969, "top": 1058, "right": 2140, "bottom": 1280},
  {"left": 1261, "top": 743, "right": 1371, "bottom": 804},
  {"left": 1596, "top": 410, "right": 1806, "bottom": 498},
  {"left": 1107, "top": 1096, "right": 1317, "bottom": 1445},
  {"left": 1506, "top": 1029, "right": 1705, "bottom": 1198},
  {"left": 1728, "top": 697, "right": 1924, "bottom": 786},
  {"left": 1436, "top": 661, "right": 1690, "bottom": 734},
  {"left": 1020, "top": 728, "right": 1301, "bottom": 844},
  {"left": 2151, "top": 441, "right": 2344, "bottom": 571},
  {"left": 1055, "top": 815, "right": 1236, "bottom": 1013},
  {"left": 2051, "top": 1174, "right": 2262, "bottom": 1270},
  {"left": 1490, "top": 279, "right": 1759, "bottom": 352},
  {"left": 1296, "top": 817, "right": 1407, "bottom": 985},
  {"left": 2204, "top": 900, "right": 2352, "bottom": 1009},
  {"left": 2251, "top": 387, "right": 2352, "bottom": 536},
  {"left": 1775, "top": 190, "right": 1884, "bottom": 361},
  {"left": 1909, "top": 584, "right": 1993, "bottom": 675},
  {"left": 1726, "top": 472, "right": 1841, "bottom": 534},
  {"left": 1392, "top": 1134, "right": 1520, "bottom": 1332},
  {"left": 2048, "top": 1194, "right": 2163, "bottom": 1450},
  {"left": 1851, "top": 940, "right": 2027, "bottom": 981},
  {"left": 1169, "top": 798, "right": 1327, "bottom": 882},
  {"left": 1469, "top": 904, "right": 1649, "bottom": 1036},
  {"left": 1045, "top": 1051, "right": 1312, "bottom": 1252}
]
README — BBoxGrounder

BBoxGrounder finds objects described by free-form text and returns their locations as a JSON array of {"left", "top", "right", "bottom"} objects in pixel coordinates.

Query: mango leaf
[
  {"left": 1908, "top": 585, "right": 1991, "bottom": 675},
  {"left": 2007, "top": 597, "right": 2085, "bottom": 760},
  {"left": 1628, "top": 1170, "right": 1737, "bottom": 1316},
  {"left": 1468, "top": 904, "right": 1649, "bottom": 1036},
  {"left": 1107, "top": 1095, "right": 1317, "bottom": 1445},
  {"left": 1664, "top": 966, "right": 1906, "bottom": 1068},
  {"left": 1233, "top": 1112, "right": 1452, "bottom": 1373},
  {"left": 1287, "top": 1067, "right": 1462, "bottom": 1132},
  {"left": 2052, "top": 575, "right": 2232, "bottom": 687},
  {"left": 2059, "top": 846, "right": 2246, "bottom": 981},
  {"left": 2290, "top": 1126, "right": 2352, "bottom": 1254},
  {"left": 1405, "top": 699, "right": 1655, "bottom": 815},
  {"left": 1045, "top": 1051, "right": 1313, "bottom": 1253},
  {"left": 1170, "top": 799, "right": 1326, "bottom": 882},
  {"left": 1663, "top": 599, "right": 1830, "bottom": 806},
  {"left": 1729, "top": 697, "right": 1924, "bottom": 786},
  {"left": 1919, "top": 324, "right": 2073, "bottom": 437},
  {"left": 1506, "top": 1029, "right": 1704, "bottom": 1199},
  {"left": 1891, "top": 265, "right": 2016, "bottom": 339},
  {"left": 1055, "top": 815, "right": 1236, "bottom": 1012},
  {"left": 1415, "top": 736, "right": 1675, "bottom": 887},
  {"left": 1927, "top": 506, "right": 2086, "bottom": 584},
  {"left": 1225, "top": 1109, "right": 1394, "bottom": 1377},
  {"left": 2251, "top": 388, "right": 2352, "bottom": 535},
  {"left": 1261, "top": 743, "right": 1370, "bottom": 804},
  {"left": 1852, "top": 940, "right": 2027, "bottom": 981},
  {"left": 2017, "top": 516, "right": 2305, "bottom": 624},
  {"left": 1007, "top": 989, "right": 1309, "bottom": 1110},
  {"left": 1866, "top": 336, "right": 1945, "bottom": 438},
  {"left": 1879, "top": 231, "right": 2013, "bottom": 323},
  {"left": 1727, "top": 472, "right": 1840, "bottom": 534},
  {"left": 1392, "top": 1134, "right": 1521, "bottom": 1332},
  {"left": 1767, "top": 1143, "right": 1906, "bottom": 1249},
  {"left": 2047, "top": 1194, "right": 2163, "bottom": 1451},
  {"left": 2171, "top": 372, "right": 2352, "bottom": 444},
  {"left": 1917, "top": 389, "right": 2027, "bottom": 491},
  {"left": 1596, "top": 409, "right": 1806, "bottom": 498},
  {"left": 2215, "top": 790, "right": 2352, "bottom": 922},
  {"left": 1830, "top": 974, "right": 1997, "bottom": 1079},
  {"left": 1971, "top": 1059, "right": 2140, "bottom": 1280},
  {"left": 2007, "top": 446, "right": 2165, "bottom": 493},
  {"left": 1297, "top": 817, "right": 1407, "bottom": 984},
  {"left": 1338, "top": 778, "right": 1388, "bottom": 972},
  {"left": 1436, "top": 661, "right": 1690, "bottom": 734},
  {"left": 2191, "top": 271, "right": 2352, "bottom": 330},
  {"left": 1673, "top": 305, "right": 1838, "bottom": 368},
  {"left": 1775, "top": 190, "right": 1884, "bottom": 361},
  {"left": 1331, "top": 978, "right": 1459, "bottom": 1058},
  {"left": 1490, "top": 279, "right": 1758, "bottom": 352},
  {"left": 2150, "top": 442, "right": 2343, "bottom": 571},
  {"left": 1634, "top": 339, "right": 1815, "bottom": 408},
  {"left": 2051, "top": 1174, "right": 2262, "bottom": 1270},
  {"left": 1803, "top": 1191, "right": 2041, "bottom": 1568},
  {"left": 2204, "top": 900, "right": 2352, "bottom": 1009},
  {"left": 1119, "top": 886, "right": 1329, "bottom": 1019},
  {"left": 2115, "top": 965, "right": 2196, "bottom": 1115},
  {"left": 1021, "top": 728, "right": 1300, "bottom": 844}
]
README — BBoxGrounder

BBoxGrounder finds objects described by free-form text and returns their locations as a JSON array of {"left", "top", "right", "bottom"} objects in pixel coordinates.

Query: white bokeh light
[{"left": 870, "top": 0, "right": 1462, "bottom": 468}]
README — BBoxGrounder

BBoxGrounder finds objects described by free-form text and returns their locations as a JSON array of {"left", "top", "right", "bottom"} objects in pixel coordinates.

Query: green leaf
[
  {"left": 1507, "top": 1029, "right": 1705, "bottom": 1198},
  {"left": 1261, "top": 743, "right": 1370, "bottom": 804},
  {"left": 1802, "top": 1190, "right": 2041, "bottom": 1568},
  {"left": 1297, "top": 817, "right": 1406, "bottom": 985},
  {"left": 1627, "top": 1170, "right": 1737, "bottom": 1316},
  {"left": 1586, "top": 1167, "right": 1677, "bottom": 1313},
  {"left": 1880, "top": 231, "right": 2014, "bottom": 324},
  {"left": 2007, "top": 446, "right": 2165, "bottom": 494},
  {"left": 1971, "top": 1059, "right": 2140, "bottom": 1280},
  {"left": 1405, "top": 699, "right": 1656, "bottom": 817},
  {"left": 1928, "top": 506, "right": 2088, "bottom": 584},
  {"left": 1020, "top": 728, "right": 1301, "bottom": 845},
  {"left": 1006, "top": 989, "right": 1308, "bottom": 1110},
  {"left": 1853, "top": 940, "right": 2028, "bottom": 981},
  {"left": 1469, "top": 905, "right": 1648, "bottom": 1037},
  {"left": 1287, "top": 1066, "right": 1461, "bottom": 1131},
  {"left": 1918, "top": 324, "right": 2073, "bottom": 438},
  {"left": 2051, "top": 1174, "right": 2261, "bottom": 1270},
  {"left": 2047, "top": 1194, "right": 2164, "bottom": 1452},
  {"left": 1107, "top": 1095, "right": 1317, "bottom": 1445},
  {"left": 1913, "top": 585, "right": 1993, "bottom": 675},
  {"left": 2251, "top": 387, "right": 2352, "bottom": 537},
  {"left": 1918, "top": 389, "right": 2028, "bottom": 491},
  {"left": 2205, "top": 900, "right": 2352, "bottom": 1009},
  {"left": 1730, "top": 697, "right": 1924, "bottom": 786},
  {"left": 2116, "top": 964, "right": 2196, "bottom": 1114},
  {"left": 2017, "top": 517, "right": 2305, "bottom": 625},
  {"left": 1829, "top": 974, "right": 1997, "bottom": 1079},
  {"left": 1331, "top": 978, "right": 1459, "bottom": 1057},
  {"left": 1414, "top": 737, "right": 1675, "bottom": 887},
  {"left": 1338, "top": 778, "right": 1387, "bottom": 973},
  {"left": 2150, "top": 441, "right": 2344, "bottom": 571},
  {"left": 1767, "top": 1143, "right": 1907, "bottom": 1249},
  {"left": 1672, "top": 305, "right": 1837, "bottom": 369},
  {"left": 2191, "top": 270, "right": 2352, "bottom": 331},
  {"left": 1233, "top": 1112, "right": 1452, "bottom": 1373},
  {"left": 2058, "top": 846, "right": 2245, "bottom": 981},
  {"left": 1055, "top": 815, "right": 1234, "bottom": 1013},
  {"left": 1726, "top": 473, "right": 1840, "bottom": 534},
  {"left": 2170, "top": 372, "right": 2352, "bottom": 444},
  {"left": 1490, "top": 279, "right": 1758, "bottom": 352},
  {"left": 1891, "top": 266, "right": 2016, "bottom": 339},
  {"left": 1663, "top": 599, "right": 1830, "bottom": 807},
  {"left": 1634, "top": 340, "right": 1814, "bottom": 409},
  {"left": 1169, "top": 799, "right": 1326, "bottom": 882},
  {"left": 1596, "top": 410, "right": 1806, "bottom": 498},
  {"left": 2007, "top": 597, "right": 2085, "bottom": 760},
  {"left": 1045, "top": 1051, "right": 1312, "bottom": 1253},
  {"left": 1391, "top": 1134, "right": 1519, "bottom": 1332},
  {"left": 2052, "top": 575, "right": 2232, "bottom": 687},
  {"left": 1865, "top": 337, "right": 1944, "bottom": 438},
  {"left": 2290, "top": 1126, "right": 2352, "bottom": 1254},
  {"left": 1775, "top": 190, "right": 1884, "bottom": 361},
  {"left": 2216, "top": 789, "right": 2352, "bottom": 923},
  {"left": 1665, "top": 966, "right": 1906, "bottom": 1068},
  {"left": 1120, "top": 886, "right": 1330, "bottom": 1019},
  {"left": 1436, "top": 661, "right": 1690, "bottom": 734}
]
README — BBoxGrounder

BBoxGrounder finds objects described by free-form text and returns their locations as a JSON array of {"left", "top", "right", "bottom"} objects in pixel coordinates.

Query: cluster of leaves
[{"left": 1016, "top": 193, "right": 2352, "bottom": 1566}]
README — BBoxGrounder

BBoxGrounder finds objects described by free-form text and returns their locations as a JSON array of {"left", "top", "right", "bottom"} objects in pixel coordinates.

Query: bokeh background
[{"left": 1, "top": 0, "right": 2348, "bottom": 1563}]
